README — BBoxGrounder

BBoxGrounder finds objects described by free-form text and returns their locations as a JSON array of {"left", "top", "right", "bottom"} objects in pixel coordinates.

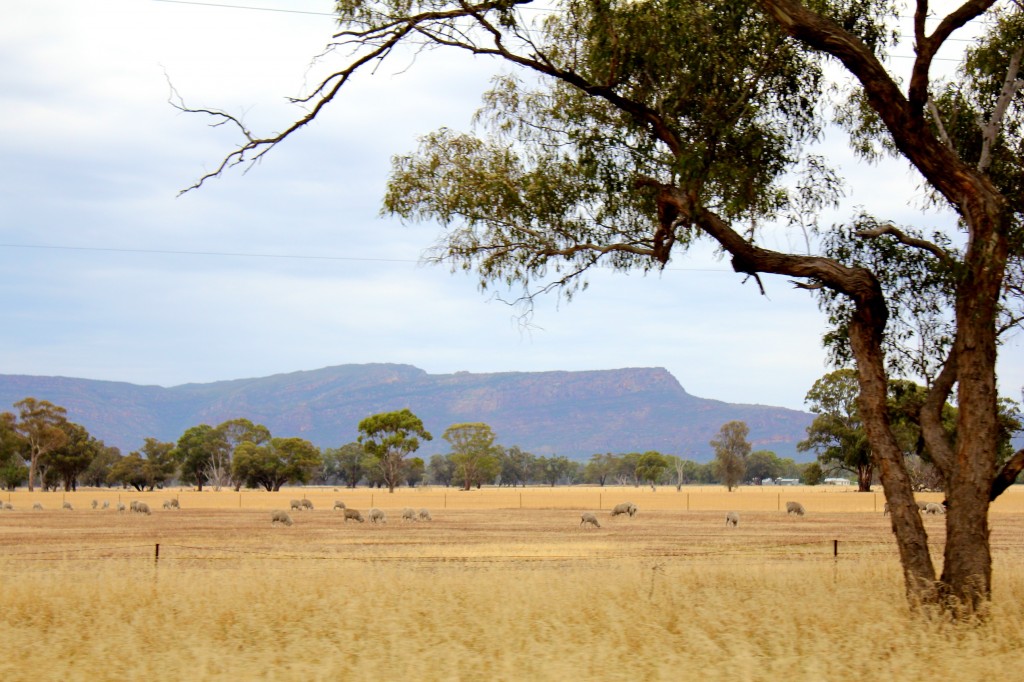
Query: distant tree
[
  {"left": 358, "top": 409, "right": 432, "bottom": 493},
  {"left": 666, "top": 456, "right": 703, "bottom": 490},
  {"left": 615, "top": 452, "right": 643, "bottom": 486},
  {"left": 444, "top": 422, "right": 501, "bottom": 491},
  {"left": 329, "top": 442, "right": 367, "bottom": 488},
  {"left": 80, "top": 444, "right": 121, "bottom": 488},
  {"left": 232, "top": 437, "right": 322, "bottom": 491},
  {"left": 175, "top": 424, "right": 225, "bottom": 492},
  {"left": 215, "top": 418, "right": 272, "bottom": 490},
  {"left": 427, "top": 453, "right": 455, "bottom": 487},
  {"left": 13, "top": 398, "right": 68, "bottom": 492},
  {"left": 42, "top": 422, "right": 101, "bottom": 492},
  {"left": 746, "top": 450, "right": 784, "bottom": 484},
  {"left": 0, "top": 412, "right": 27, "bottom": 490},
  {"left": 799, "top": 369, "right": 873, "bottom": 491},
  {"left": 802, "top": 462, "right": 824, "bottom": 486},
  {"left": 536, "top": 455, "right": 576, "bottom": 486},
  {"left": 636, "top": 451, "right": 670, "bottom": 488},
  {"left": 107, "top": 438, "right": 177, "bottom": 491},
  {"left": 107, "top": 453, "right": 150, "bottom": 491},
  {"left": 404, "top": 456, "right": 426, "bottom": 487},
  {"left": 498, "top": 445, "right": 534, "bottom": 487},
  {"left": 711, "top": 421, "right": 750, "bottom": 492},
  {"left": 584, "top": 452, "right": 618, "bottom": 487}
]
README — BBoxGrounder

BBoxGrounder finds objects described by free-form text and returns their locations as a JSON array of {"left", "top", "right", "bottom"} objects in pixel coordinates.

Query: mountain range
[{"left": 0, "top": 364, "right": 815, "bottom": 462}]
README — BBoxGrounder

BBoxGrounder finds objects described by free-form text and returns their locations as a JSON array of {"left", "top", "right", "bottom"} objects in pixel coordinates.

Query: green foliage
[
  {"left": 107, "top": 438, "right": 177, "bottom": 491},
  {"left": 802, "top": 461, "right": 824, "bottom": 486},
  {"left": 232, "top": 437, "right": 322, "bottom": 491},
  {"left": 711, "top": 420, "right": 750, "bottom": 491},
  {"left": 428, "top": 453, "right": 456, "bottom": 487},
  {"left": 404, "top": 456, "right": 426, "bottom": 487},
  {"left": 746, "top": 450, "right": 784, "bottom": 483},
  {"left": 584, "top": 452, "right": 618, "bottom": 486},
  {"left": 13, "top": 397, "right": 68, "bottom": 491},
  {"left": 799, "top": 369, "right": 874, "bottom": 491},
  {"left": 443, "top": 422, "right": 501, "bottom": 490},
  {"left": 358, "top": 409, "right": 432, "bottom": 493},
  {"left": 42, "top": 422, "right": 101, "bottom": 492},
  {"left": 498, "top": 445, "right": 534, "bottom": 487},
  {"left": 635, "top": 450, "right": 669, "bottom": 486},
  {"left": 175, "top": 424, "right": 227, "bottom": 491},
  {"left": 383, "top": 0, "right": 823, "bottom": 299},
  {"left": 80, "top": 445, "right": 121, "bottom": 488},
  {"left": 322, "top": 442, "right": 367, "bottom": 488},
  {"left": 0, "top": 412, "right": 27, "bottom": 490},
  {"left": 535, "top": 454, "right": 578, "bottom": 486}
]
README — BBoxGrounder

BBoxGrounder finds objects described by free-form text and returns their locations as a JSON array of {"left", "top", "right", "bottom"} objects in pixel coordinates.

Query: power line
[
  {"left": 152, "top": 0, "right": 336, "bottom": 17},
  {"left": 0, "top": 243, "right": 417, "bottom": 263}
]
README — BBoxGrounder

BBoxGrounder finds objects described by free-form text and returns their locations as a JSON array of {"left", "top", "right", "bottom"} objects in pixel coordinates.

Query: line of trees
[{"left": 2, "top": 398, "right": 818, "bottom": 492}]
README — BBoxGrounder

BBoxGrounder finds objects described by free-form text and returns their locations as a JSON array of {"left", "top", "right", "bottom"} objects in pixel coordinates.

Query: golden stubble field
[{"left": 1, "top": 485, "right": 1023, "bottom": 682}]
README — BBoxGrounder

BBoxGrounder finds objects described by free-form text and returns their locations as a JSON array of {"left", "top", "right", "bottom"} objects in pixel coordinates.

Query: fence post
[
  {"left": 155, "top": 543, "right": 160, "bottom": 565},
  {"left": 833, "top": 539, "right": 838, "bottom": 558}
]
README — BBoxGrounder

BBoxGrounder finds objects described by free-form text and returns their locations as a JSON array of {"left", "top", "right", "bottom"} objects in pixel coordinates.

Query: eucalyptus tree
[
  {"left": 711, "top": 421, "right": 752, "bottom": 492},
  {"left": 232, "top": 437, "right": 322, "bottom": 491},
  {"left": 358, "top": 409, "right": 432, "bottom": 493},
  {"left": 182, "top": 0, "right": 1024, "bottom": 614},
  {"left": 13, "top": 398, "right": 68, "bottom": 492},
  {"left": 443, "top": 422, "right": 502, "bottom": 490},
  {"left": 798, "top": 369, "right": 874, "bottom": 491}
]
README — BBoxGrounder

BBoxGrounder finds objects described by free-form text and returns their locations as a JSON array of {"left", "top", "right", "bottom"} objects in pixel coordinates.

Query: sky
[{"left": 1, "top": 0, "right": 1022, "bottom": 413}]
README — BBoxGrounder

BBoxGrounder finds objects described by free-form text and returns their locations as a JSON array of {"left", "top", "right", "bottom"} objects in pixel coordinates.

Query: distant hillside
[{"left": 0, "top": 364, "right": 814, "bottom": 462}]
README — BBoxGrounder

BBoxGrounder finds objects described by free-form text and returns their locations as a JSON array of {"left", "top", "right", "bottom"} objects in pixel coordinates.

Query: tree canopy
[
  {"left": 358, "top": 409, "right": 432, "bottom": 493},
  {"left": 182, "top": 0, "right": 1024, "bottom": 615}
]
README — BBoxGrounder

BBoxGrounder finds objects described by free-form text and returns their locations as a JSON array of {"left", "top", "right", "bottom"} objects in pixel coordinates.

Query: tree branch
[
  {"left": 855, "top": 222, "right": 956, "bottom": 268},
  {"left": 978, "top": 42, "right": 1024, "bottom": 172}
]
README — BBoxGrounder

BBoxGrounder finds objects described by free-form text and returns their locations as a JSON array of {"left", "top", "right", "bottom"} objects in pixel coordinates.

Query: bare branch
[
  {"left": 978, "top": 43, "right": 1024, "bottom": 172},
  {"left": 855, "top": 222, "right": 956, "bottom": 268}
]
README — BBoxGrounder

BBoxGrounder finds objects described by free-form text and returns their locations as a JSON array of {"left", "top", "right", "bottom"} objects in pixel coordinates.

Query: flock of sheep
[
  {"left": 0, "top": 495, "right": 950, "bottom": 528},
  {"left": 270, "top": 500, "right": 433, "bottom": 527}
]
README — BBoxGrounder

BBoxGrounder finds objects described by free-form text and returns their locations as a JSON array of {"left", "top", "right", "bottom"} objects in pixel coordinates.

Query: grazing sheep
[
  {"left": 418, "top": 508, "right": 432, "bottom": 521},
  {"left": 62, "top": 501, "right": 73, "bottom": 511},
  {"left": 271, "top": 510, "right": 293, "bottom": 526},
  {"left": 725, "top": 511, "right": 739, "bottom": 527},
  {"left": 611, "top": 502, "right": 638, "bottom": 517},
  {"left": 2, "top": 502, "right": 13, "bottom": 511},
  {"left": 785, "top": 501, "right": 806, "bottom": 516},
  {"left": 102, "top": 500, "right": 110, "bottom": 510},
  {"left": 130, "top": 500, "right": 139, "bottom": 513},
  {"left": 925, "top": 502, "right": 946, "bottom": 515},
  {"left": 290, "top": 499, "right": 302, "bottom": 511},
  {"left": 116, "top": 502, "right": 126, "bottom": 513},
  {"left": 333, "top": 500, "right": 346, "bottom": 511},
  {"left": 368, "top": 508, "right": 386, "bottom": 524},
  {"left": 580, "top": 512, "right": 601, "bottom": 528},
  {"left": 135, "top": 502, "right": 151, "bottom": 515},
  {"left": 916, "top": 500, "right": 929, "bottom": 512},
  {"left": 401, "top": 508, "right": 417, "bottom": 522},
  {"left": 162, "top": 500, "right": 172, "bottom": 510},
  {"left": 300, "top": 499, "right": 314, "bottom": 511},
  {"left": 91, "top": 499, "right": 98, "bottom": 510},
  {"left": 343, "top": 508, "right": 364, "bottom": 523},
  {"left": 165, "top": 498, "right": 180, "bottom": 510},
  {"left": 33, "top": 503, "right": 43, "bottom": 511}
]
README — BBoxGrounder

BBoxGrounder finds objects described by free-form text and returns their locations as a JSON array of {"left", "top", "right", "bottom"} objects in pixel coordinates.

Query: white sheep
[
  {"left": 401, "top": 508, "right": 416, "bottom": 522},
  {"left": 925, "top": 502, "right": 946, "bottom": 515},
  {"left": 333, "top": 500, "right": 346, "bottom": 511},
  {"left": 2, "top": 502, "right": 13, "bottom": 511},
  {"left": 135, "top": 501, "right": 151, "bottom": 515},
  {"left": 33, "top": 503, "right": 43, "bottom": 511},
  {"left": 91, "top": 499, "right": 98, "bottom": 510},
  {"left": 611, "top": 502, "right": 637, "bottom": 517},
  {"left": 271, "top": 510, "right": 293, "bottom": 526},
  {"left": 130, "top": 500, "right": 139, "bottom": 513},
  {"left": 290, "top": 499, "right": 302, "bottom": 511},
  {"left": 166, "top": 498, "right": 180, "bottom": 510},
  {"left": 300, "top": 499, "right": 314, "bottom": 510},
  {"left": 418, "top": 508, "right": 432, "bottom": 521},
  {"left": 343, "top": 508, "right": 364, "bottom": 523},
  {"left": 916, "top": 500, "right": 929, "bottom": 512},
  {"left": 162, "top": 500, "right": 172, "bottom": 510},
  {"left": 62, "top": 501, "right": 73, "bottom": 511},
  {"left": 580, "top": 512, "right": 601, "bottom": 528},
  {"left": 116, "top": 502, "right": 126, "bottom": 513},
  {"left": 102, "top": 500, "right": 110, "bottom": 510},
  {"left": 785, "top": 501, "right": 806, "bottom": 516},
  {"left": 725, "top": 511, "right": 739, "bottom": 527},
  {"left": 368, "top": 508, "right": 386, "bottom": 524}
]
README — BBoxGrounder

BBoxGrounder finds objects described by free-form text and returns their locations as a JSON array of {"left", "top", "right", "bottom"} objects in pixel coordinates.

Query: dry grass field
[{"left": 1, "top": 485, "right": 1023, "bottom": 681}]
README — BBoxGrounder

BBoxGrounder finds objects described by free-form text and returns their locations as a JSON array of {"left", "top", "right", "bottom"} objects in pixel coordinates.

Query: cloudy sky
[{"left": 2, "top": 0, "right": 1022, "bottom": 413}]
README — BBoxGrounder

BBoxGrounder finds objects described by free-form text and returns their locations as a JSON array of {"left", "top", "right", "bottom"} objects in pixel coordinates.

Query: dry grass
[{"left": 1, "top": 486, "right": 1023, "bottom": 681}]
